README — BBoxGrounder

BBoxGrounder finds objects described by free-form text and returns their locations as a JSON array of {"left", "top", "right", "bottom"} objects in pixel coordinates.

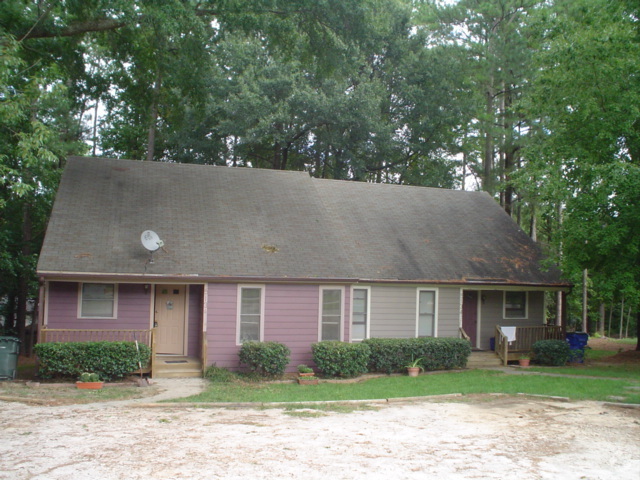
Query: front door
[
  {"left": 154, "top": 285, "right": 186, "bottom": 354},
  {"left": 462, "top": 290, "right": 478, "bottom": 348}
]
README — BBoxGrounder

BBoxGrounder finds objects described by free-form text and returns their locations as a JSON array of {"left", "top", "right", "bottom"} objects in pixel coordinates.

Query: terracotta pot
[
  {"left": 518, "top": 358, "right": 530, "bottom": 367},
  {"left": 297, "top": 377, "right": 319, "bottom": 385},
  {"left": 76, "top": 381, "right": 104, "bottom": 390},
  {"left": 407, "top": 367, "right": 421, "bottom": 377},
  {"left": 298, "top": 372, "right": 315, "bottom": 377}
]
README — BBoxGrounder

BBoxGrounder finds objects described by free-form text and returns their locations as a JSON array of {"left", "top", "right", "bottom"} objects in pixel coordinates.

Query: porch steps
[
  {"left": 153, "top": 356, "right": 202, "bottom": 378},
  {"left": 467, "top": 351, "right": 503, "bottom": 368}
]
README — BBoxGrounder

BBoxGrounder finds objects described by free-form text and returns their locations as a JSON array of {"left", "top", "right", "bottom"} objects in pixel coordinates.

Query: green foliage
[
  {"left": 311, "top": 341, "right": 370, "bottom": 378},
  {"left": 238, "top": 341, "right": 291, "bottom": 377},
  {"left": 79, "top": 372, "right": 101, "bottom": 383},
  {"left": 297, "top": 364, "right": 314, "bottom": 374},
  {"left": 363, "top": 337, "right": 472, "bottom": 374},
  {"left": 204, "top": 364, "right": 236, "bottom": 383},
  {"left": 532, "top": 340, "right": 572, "bottom": 366},
  {"left": 34, "top": 341, "right": 151, "bottom": 381}
]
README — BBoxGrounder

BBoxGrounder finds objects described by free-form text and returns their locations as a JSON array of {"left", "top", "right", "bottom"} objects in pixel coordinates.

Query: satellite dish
[{"left": 141, "top": 230, "right": 164, "bottom": 253}]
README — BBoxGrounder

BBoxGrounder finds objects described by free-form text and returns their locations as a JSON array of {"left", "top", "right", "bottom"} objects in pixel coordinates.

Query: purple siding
[
  {"left": 46, "top": 281, "right": 151, "bottom": 330},
  {"left": 205, "top": 283, "right": 351, "bottom": 372},
  {"left": 187, "top": 285, "right": 203, "bottom": 357},
  {"left": 205, "top": 283, "right": 238, "bottom": 369}
]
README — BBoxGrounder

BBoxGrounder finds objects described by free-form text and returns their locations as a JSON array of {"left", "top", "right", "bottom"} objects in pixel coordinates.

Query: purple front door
[{"left": 462, "top": 290, "right": 478, "bottom": 348}]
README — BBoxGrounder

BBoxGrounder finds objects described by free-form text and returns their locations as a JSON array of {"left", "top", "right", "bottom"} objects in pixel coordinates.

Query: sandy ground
[{"left": 1, "top": 379, "right": 639, "bottom": 480}]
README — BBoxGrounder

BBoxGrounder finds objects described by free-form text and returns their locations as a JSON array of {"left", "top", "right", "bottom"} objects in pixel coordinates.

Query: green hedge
[
  {"left": 312, "top": 341, "right": 370, "bottom": 378},
  {"left": 34, "top": 341, "right": 151, "bottom": 381},
  {"left": 363, "top": 337, "right": 471, "bottom": 374},
  {"left": 532, "top": 339, "right": 572, "bottom": 366},
  {"left": 238, "top": 341, "right": 290, "bottom": 377}
]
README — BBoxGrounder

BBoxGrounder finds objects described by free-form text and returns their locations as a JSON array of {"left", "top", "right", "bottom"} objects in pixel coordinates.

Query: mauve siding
[
  {"left": 46, "top": 281, "right": 150, "bottom": 329},
  {"left": 187, "top": 285, "right": 203, "bottom": 357},
  {"left": 205, "top": 283, "right": 351, "bottom": 372},
  {"left": 479, "top": 290, "right": 546, "bottom": 349},
  {"left": 205, "top": 283, "right": 238, "bottom": 369},
  {"left": 437, "top": 287, "right": 461, "bottom": 338}
]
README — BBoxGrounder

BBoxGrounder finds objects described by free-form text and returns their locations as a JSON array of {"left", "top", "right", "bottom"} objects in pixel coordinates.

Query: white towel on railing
[{"left": 502, "top": 326, "right": 517, "bottom": 343}]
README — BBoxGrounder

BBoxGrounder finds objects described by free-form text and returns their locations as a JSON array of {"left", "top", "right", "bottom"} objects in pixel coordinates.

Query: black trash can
[
  {"left": 565, "top": 332, "right": 589, "bottom": 363},
  {"left": 0, "top": 337, "right": 21, "bottom": 380}
]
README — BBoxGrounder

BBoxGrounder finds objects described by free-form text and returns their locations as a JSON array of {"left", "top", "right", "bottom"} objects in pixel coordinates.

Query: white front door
[{"left": 154, "top": 285, "right": 186, "bottom": 354}]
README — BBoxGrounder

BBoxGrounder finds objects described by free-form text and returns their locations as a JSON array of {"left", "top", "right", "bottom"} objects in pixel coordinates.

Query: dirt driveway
[{"left": 2, "top": 388, "right": 639, "bottom": 480}]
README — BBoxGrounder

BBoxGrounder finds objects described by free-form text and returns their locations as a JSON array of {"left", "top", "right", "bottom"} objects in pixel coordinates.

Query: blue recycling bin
[
  {"left": 0, "top": 337, "right": 21, "bottom": 380},
  {"left": 565, "top": 332, "right": 589, "bottom": 363}
]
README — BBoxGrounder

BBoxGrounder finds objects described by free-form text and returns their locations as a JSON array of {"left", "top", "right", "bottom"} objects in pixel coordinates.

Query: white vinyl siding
[
  {"left": 79, "top": 283, "right": 117, "bottom": 318},
  {"left": 237, "top": 285, "right": 264, "bottom": 343},
  {"left": 320, "top": 287, "right": 343, "bottom": 341},
  {"left": 351, "top": 287, "right": 370, "bottom": 341}
]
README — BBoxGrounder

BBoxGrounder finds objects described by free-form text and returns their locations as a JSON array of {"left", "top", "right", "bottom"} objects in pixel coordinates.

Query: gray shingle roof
[{"left": 37, "top": 157, "right": 567, "bottom": 286}]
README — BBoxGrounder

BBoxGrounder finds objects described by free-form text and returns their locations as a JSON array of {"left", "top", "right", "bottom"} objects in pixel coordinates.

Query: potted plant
[
  {"left": 405, "top": 357, "right": 424, "bottom": 377},
  {"left": 297, "top": 364, "right": 318, "bottom": 385},
  {"left": 76, "top": 372, "right": 104, "bottom": 390},
  {"left": 518, "top": 354, "right": 531, "bottom": 367}
]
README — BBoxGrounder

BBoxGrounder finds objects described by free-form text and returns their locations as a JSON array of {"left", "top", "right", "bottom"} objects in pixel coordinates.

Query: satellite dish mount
[{"left": 141, "top": 230, "right": 164, "bottom": 264}]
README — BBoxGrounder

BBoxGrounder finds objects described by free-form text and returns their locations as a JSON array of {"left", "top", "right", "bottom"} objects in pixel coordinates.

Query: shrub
[
  {"left": 532, "top": 339, "right": 572, "bottom": 366},
  {"left": 364, "top": 337, "right": 472, "bottom": 374},
  {"left": 311, "top": 341, "right": 370, "bottom": 378},
  {"left": 238, "top": 341, "right": 290, "bottom": 377},
  {"left": 34, "top": 341, "right": 151, "bottom": 381},
  {"left": 204, "top": 364, "right": 236, "bottom": 383},
  {"left": 79, "top": 372, "right": 101, "bottom": 382}
]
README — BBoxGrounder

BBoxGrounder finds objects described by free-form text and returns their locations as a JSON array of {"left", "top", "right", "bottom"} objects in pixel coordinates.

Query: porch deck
[{"left": 495, "top": 325, "right": 564, "bottom": 365}]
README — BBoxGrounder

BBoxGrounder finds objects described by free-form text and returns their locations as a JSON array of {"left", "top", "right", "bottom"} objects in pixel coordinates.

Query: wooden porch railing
[
  {"left": 40, "top": 328, "right": 153, "bottom": 346},
  {"left": 495, "top": 325, "right": 564, "bottom": 366}
]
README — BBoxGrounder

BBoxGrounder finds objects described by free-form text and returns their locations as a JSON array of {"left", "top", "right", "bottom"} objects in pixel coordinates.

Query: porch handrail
[
  {"left": 40, "top": 328, "right": 153, "bottom": 347},
  {"left": 495, "top": 326, "right": 509, "bottom": 366},
  {"left": 459, "top": 327, "right": 471, "bottom": 343}
]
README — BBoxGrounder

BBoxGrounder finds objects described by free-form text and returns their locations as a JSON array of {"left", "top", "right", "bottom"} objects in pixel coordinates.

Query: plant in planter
[
  {"left": 518, "top": 354, "right": 531, "bottom": 367},
  {"left": 297, "top": 364, "right": 318, "bottom": 385},
  {"left": 405, "top": 357, "right": 424, "bottom": 377},
  {"left": 76, "top": 372, "right": 104, "bottom": 389}
]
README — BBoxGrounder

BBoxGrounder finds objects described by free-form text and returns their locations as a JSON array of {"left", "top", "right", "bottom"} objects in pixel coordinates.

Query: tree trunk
[
  {"left": 619, "top": 296, "right": 624, "bottom": 339},
  {"left": 146, "top": 73, "right": 162, "bottom": 162},
  {"left": 582, "top": 269, "right": 588, "bottom": 332},
  {"left": 483, "top": 83, "right": 494, "bottom": 194},
  {"left": 598, "top": 303, "right": 605, "bottom": 337},
  {"left": 16, "top": 204, "right": 33, "bottom": 353},
  {"left": 636, "top": 311, "right": 640, "bottom": 351}
]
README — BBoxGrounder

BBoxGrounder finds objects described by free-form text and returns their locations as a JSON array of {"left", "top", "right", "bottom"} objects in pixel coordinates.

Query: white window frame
[
  {"left": 236, "top": 284, "right": 265, "bottom": 345},
  {"left": 319, "top": 286, "right": 345, "bottom": 342},
  {"left": 351, "top": 286, "right": 371, "bottom": 342},
  {"left": 78, "top": 283, "right": 118, "bottom": 319},
  {"left": 415, "top": 288, "right": 438, "bottom": 337},
  {"left": 503, "top": 291, "right": 528, "bottom": 319}
]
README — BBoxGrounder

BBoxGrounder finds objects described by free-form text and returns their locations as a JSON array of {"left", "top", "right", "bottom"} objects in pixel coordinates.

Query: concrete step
[{"left": 153, "top": 356, "right": 202, "bottom": 378}]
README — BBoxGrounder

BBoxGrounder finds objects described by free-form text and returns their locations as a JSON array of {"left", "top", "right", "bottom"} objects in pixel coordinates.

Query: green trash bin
[{"left": 0, "top": 336, "right": 21, "bottom": 380}]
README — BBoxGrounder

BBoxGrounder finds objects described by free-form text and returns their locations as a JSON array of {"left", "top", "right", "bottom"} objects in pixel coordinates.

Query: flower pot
[
  {"left": 518, "top": 358, "right": 530, "bottom": 367},
  {"left": 407, "top": 367, "right": 421, "bottom": 377},
  {"left": 76, "top": 381, "right": 104, "bottom": 390},
  {"left": 298, "top": 372, "right": 315, "bottom": 377},
  {"left": 297, "top": 377, "right": 319, "bottom": 385}
]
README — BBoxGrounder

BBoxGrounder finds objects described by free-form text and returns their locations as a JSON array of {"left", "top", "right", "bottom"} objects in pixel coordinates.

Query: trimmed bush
[
  {"left": 312, "top": 341, "right": 370, "bottom": 378},
  {"left": 238, "top": 341, "right": 290, "bottom": 377},
  {"left": 34, "top": 341, "right": 151, "bottom": 381},
  {"left": 532, "top": 339, "right": 572, "bottom": 366},
  {"left": 364, "top": 337, "right": 472, "bottom": 374}
]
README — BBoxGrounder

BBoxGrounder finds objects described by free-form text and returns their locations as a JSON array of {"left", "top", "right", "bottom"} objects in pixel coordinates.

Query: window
[
  {"left": 320, "top": 287, "right": 343, "bottom": 341},
  {"left": 238, "top": 286, "right": 264, "bottom": 343},
  {"left": 352, "top": 288, "right": 370, "bottom": 341},
  {"left": 417, "top": 290, "right": 436, "bottom": 337},
  {"left": 80, "top": 283, "right": 116, "bottom": 318},
  {"left": 504, "top": 291, "right": 527, "bottom": 319}
]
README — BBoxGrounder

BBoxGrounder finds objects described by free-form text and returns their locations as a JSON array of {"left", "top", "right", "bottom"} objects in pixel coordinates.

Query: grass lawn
[
  {"left": 528, "top": 364, "right": 640, "bottom": 379},
  {"left": 179, "top": 369, "right": 640, "bottom": 405}
]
